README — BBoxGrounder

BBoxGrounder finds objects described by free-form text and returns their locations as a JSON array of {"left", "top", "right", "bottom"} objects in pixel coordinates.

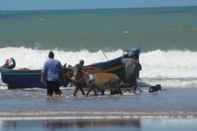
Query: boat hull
[{"left": 1, "top": 69, "right": 45, "bottom": 89}]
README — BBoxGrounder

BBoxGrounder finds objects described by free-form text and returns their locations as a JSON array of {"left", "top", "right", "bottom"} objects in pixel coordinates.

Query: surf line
[{"left": 0, "top": 111, "right": 197, "bottom": 120}]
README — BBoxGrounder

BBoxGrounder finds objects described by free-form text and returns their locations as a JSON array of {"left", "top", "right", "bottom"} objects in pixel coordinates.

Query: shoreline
[{"left": 0, "top": 111, "right": 197, "bottom": 120}]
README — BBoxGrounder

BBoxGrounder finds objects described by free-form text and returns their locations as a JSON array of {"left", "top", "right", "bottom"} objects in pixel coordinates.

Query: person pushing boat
[{"left": 1, "top": 57, "right": 16, "bottom": 69}]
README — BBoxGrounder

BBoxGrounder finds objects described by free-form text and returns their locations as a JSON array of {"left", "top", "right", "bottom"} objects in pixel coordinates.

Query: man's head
[
  {"left": 48, "top": 51, "right": 54, "bottom": 59},
  {"left": 79, "top": 59, "right": 84, "bottom": 66}
]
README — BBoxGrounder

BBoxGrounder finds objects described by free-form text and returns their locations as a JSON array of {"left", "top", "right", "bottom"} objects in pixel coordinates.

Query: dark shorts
[
  {"left": 125, "top": 76, "right": 137, "bottom": 90},
  {"left": 46, "top": 81, "right": 62, "bottom": 96}
]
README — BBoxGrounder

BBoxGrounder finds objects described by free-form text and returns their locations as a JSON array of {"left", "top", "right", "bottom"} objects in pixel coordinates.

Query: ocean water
[
  {"left": 0, "top": 6, "right": 197, "bottom": 88},
  {"left": 0, "top": 6, "right": 197, "bottom": 51}
]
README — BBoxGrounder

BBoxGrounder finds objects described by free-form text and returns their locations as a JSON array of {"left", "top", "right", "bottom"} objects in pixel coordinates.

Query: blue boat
[
  {"left": 0, "top": 68, "right": 71, "bottom": 89},
  {"left": 1, "top": 69, "right": 45, "bottom": 89}
]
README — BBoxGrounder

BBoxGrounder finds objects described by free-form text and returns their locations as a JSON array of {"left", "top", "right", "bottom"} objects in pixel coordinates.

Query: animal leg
[
  {"left": 93, "top": 86, "right": 98, "bottom": 96},
  {"left": 79, "top": 86, "right": 85, "bottom": 96},
  {"left": 111, "top": 80, "right": 122, "bottom": 95},
  {"left": 73, "top": 87, "right": 79, "bottom": 96},
  {"left": 86, "top": 85, "right": 97, "bottom": 96},
  {"left": 86, "top": 88, "right": 92, "bottom": 96}
]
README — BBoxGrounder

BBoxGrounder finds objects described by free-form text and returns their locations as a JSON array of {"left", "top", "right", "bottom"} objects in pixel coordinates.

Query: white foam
[
  {"left": 0, "top": 47, "right": 123, "bottom": 69},
  {"left": 140, "top": 78, "right": 197, "bottom": 88},
  {"left": 140, "top": 49, "right": 197, "bottom": 78}
]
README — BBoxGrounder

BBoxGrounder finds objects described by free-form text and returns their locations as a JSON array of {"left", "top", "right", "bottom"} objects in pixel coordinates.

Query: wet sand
[{"left": 0, "top": 87, "right": 197, "bottom": 119}]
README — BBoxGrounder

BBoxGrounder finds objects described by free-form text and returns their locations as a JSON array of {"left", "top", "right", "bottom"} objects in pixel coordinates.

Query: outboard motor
[{"left": 1, "top": 57, "right": 16, "bottom": 69}]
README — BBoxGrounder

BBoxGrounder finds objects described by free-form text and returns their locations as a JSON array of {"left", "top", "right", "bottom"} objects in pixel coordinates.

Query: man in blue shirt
[{"left": 41, "top": 51, "right": 63, "bottom": 97}]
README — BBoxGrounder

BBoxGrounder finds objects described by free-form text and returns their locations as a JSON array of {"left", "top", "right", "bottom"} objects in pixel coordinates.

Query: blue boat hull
[
  {"left": 1, "top": 69, "right": 70, "bottom": 89},
  {"left": 1, "top": 69, "right": 45, "bottom": 89}
]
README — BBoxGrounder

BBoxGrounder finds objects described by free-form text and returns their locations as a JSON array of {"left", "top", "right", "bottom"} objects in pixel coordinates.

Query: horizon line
[{"left": 0, "top": 5, "right": 196, "bottom": 12}]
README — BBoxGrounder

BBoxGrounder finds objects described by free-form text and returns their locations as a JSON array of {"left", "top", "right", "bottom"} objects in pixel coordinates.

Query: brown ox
[{"left": 63, "top": 66, "right": 122, "bottom": 96}]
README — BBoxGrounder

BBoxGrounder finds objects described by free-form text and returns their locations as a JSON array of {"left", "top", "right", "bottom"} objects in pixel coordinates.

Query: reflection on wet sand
[
  {"left": 1, "top": 119, "right": 141, "bottom": 130},
  {"left": 1, "top": 118, "right": 197, "bottom": 131},
  {"left": 43, "top": 119, "right": 141, "bottom": 129}
]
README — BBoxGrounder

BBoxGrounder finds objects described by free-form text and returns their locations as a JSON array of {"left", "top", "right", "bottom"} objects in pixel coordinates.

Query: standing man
[
  {"left": 41, "top": 51, "right": 63, "bottom": 97},
  {"left": 131, "top": 49, "right": 142, "bottom": 79},
  {"left": 122, "top": 49, "right": 142, "bottom": 93}
]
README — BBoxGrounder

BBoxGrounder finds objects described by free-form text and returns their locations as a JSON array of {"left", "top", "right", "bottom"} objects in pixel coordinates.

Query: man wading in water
[{"left": 41, "top": 51, "right": 63, "bottom": 97}]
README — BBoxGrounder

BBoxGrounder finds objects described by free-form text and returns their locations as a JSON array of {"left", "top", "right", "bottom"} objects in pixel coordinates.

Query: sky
[{"left": 0, "top": 0, "right": 197, "bottom": 10}]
